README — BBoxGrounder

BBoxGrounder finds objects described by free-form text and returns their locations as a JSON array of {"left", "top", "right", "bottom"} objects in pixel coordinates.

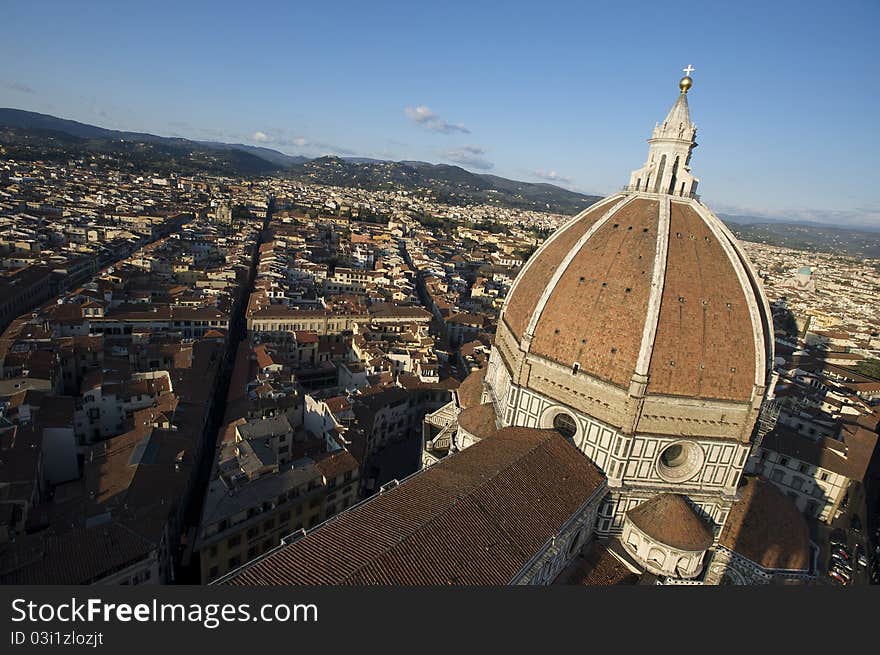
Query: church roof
[
  {"left": 222, "top": 427, "right": 606, "bottom": 585},
  {"left": 719, "top": 476, "right": 811, "bottom": 572},
  {"left": 456, "top": 402, "right": 498, "bottom": 439},
  {"left": 501, "top": 194, "right": 771, "bottom": 403},
  {"left": 456, "top": 366, "right": 486, "bottom": 410},
  {"left": 626, "top": 493, "right": 714, "bottom": 552}
]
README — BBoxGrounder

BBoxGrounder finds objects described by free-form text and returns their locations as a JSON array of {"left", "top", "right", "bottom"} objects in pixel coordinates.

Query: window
[
  {"left": 820, "top": 472, "right": 829, "bottom": 481},
  {"left": 779, "top": 457, "right": 789, "bottom": 467},
  {"left": 791, "top": 477, "right": 804, "bottom": 491},
  {"left": 771, "top": 469, "right": 784, "bottom": 483},
  {"left": 227, "top": 535, "right": 241, "bottom": 549},
  {"left": 552, "top": 413, "right": 577, "bottom": 439}
]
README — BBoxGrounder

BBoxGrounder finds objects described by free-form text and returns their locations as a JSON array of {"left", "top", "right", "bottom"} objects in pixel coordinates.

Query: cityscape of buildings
[{"left": 0, "top": 73, "right": 877, "bottom": 587}]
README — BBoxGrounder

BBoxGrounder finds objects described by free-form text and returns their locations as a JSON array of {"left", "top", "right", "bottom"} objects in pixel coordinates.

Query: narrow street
[{"left": 175, "top": 196, "right": 274, "bottom": 583}]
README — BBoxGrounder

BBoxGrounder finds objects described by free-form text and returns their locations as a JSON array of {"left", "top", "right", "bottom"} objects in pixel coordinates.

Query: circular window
[
  {"left": 656, "top": 441, "right": 703, "bottom": 483},
  {"left": 660, "top": 444, "right": 687, "bottom": 468},
  {"left": 552, "top": 413, "right": 577, "bottom": 440}
]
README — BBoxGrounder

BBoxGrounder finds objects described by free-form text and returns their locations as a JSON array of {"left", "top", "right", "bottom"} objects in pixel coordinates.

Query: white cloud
[
  {"left": 444, "top": 145, "right": 493, "bottom": 170},
  {"left": 250, "top": 129, "right": 356, "bottom": 156},
  {"left": 405, "top": 105, "right": 470, "bottom": 134},
  {"left": 534, "top": 170, "right": 573, "bottom": 185},
  {"left": 4, "top": 81, "right": 35, "bottom": 94}
]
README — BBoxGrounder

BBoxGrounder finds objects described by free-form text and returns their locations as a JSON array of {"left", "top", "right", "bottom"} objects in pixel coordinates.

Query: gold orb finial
[{"left": 679, "top": 65, "right": 695, "bottom": 93}]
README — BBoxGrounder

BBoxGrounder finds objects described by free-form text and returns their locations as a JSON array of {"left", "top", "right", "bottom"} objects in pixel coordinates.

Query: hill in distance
[
  {"left": 286, "top": 156, "right": 599, "bottom": 214},
  {"left": 0, "top": 108, "right": 598, "bottom": 214},
  {"left": 723, "top": 219, "right": 880, "bottom": 259},
  {"left": 1, "top": 108, "right": 874, "bottom": 246}
]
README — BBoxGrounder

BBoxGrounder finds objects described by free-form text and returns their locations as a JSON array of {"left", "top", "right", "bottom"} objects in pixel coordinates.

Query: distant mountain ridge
[
  {"left": 2, "top": 108, "right": 874, "bottom": 244},
  {"left": 0, "top": 108, "right": 598, "bottom": 214},
  {"left": 724, "top": 220, "right": 880, "bottom": 258},
  {"left": 286, "top": 156, "right": 598, "bottom": 213}
]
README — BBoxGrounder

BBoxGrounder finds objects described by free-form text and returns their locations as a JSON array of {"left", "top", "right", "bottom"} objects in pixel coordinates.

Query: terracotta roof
[
  {"left": 626, "top": 493, "right": 713, "bottom": 551},
  {"left": 223, "top": 427, "right": 605, "bottom": 585},
  {"left": 646, "top": 201, "right": 757, "bottom": 401},
  {"left": 456, "top": 402, "right": 498, "bottom": 439},
  {"left": 501, "top": 195, "right": 769, "bottom": 403},
  {"left": 531, "top": 198, "right": 659, "bottom": 388},
  {"left": 762, "top": 421, "right": 879, "bottom": 481},
  {"left": 314, "top": 450, "right": 360, "bottom": 481},
  {"left": 719, "top": 476, "right": 810, "bottom": 571},
  {"left": 503, "top": 200, "right": 610, "bottom": 338},
  {"left": 456, "top": 366, "right": 486, "bottom": 409},
  {"left": 562, "top": 544, "right": 640, "bottom": 586},
  {"left": 0, "top": 523, "right": 155, "bottom": 585}
]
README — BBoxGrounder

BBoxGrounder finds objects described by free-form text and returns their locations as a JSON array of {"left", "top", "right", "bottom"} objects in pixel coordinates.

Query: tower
[{"left": 628, "top": 67, "right": 700, "bottom": 198}]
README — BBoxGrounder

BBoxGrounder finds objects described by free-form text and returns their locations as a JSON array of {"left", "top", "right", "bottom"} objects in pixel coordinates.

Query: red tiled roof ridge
[{"left": 335, "top": 429, "right": 556, "bottom": 581}]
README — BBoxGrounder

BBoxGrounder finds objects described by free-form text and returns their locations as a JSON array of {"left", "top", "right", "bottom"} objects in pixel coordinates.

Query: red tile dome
[{"left": 500, "top": 193, "right": 773, "bottom": 404}]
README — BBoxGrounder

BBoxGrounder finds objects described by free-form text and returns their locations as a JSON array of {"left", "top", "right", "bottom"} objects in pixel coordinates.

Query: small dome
[
  {"left": 456, "top": 367, "right": 486, "bottom": 409},
  {"left": 627, "top": 493, "right": 714, "bottom": 552},
  {"left": 457, "top": 403, "right": 498, "bottom": 441}
]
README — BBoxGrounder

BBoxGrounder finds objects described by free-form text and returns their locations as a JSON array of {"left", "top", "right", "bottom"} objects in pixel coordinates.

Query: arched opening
[
  {"left": 627, "top": 531, "right": 639, "bottom": 550},
  {"left": 647, "top": 547, "right": 666, "bottom": 569},
  {"left": 552, "top": 413, "right": 577, "bottom": 440},
  {"left": 675, "top": 555, "right": 691, "bottom": 577},
  {"left": 667, "top": 156, "right": 680, "bottom": 195},
  {"left": 635, "top": 177, "right": 642, "bottom": 191},
  {"left": 653, "top": 155, "right": 666, "bottom": 193}
]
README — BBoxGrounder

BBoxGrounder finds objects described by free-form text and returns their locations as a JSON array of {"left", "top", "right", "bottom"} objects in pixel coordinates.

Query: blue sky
[{"left": 2, "top": 0, "right": 878, "bottom": 226}]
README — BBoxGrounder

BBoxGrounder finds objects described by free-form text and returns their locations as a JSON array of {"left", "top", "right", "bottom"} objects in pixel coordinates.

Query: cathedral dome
[
  {"left": 493, "top": 75, "right": 773, "bottom": 442},
  {"left": 501, "top": 193, "right": 772, "bottom": 404}
]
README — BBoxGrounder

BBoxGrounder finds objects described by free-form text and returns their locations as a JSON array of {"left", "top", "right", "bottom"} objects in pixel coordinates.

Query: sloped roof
[
  {"left": 456, "top": 402, "right": 498, "bottom": 439},
  {"left": 456, "top": 366, "right": 486, "bottom": 409},
  {"left": 719, "top": 476, "right": 810, "bottom": 572},
  {"left": 223, "top": 427, "right": 605, "bottom": 585}
]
